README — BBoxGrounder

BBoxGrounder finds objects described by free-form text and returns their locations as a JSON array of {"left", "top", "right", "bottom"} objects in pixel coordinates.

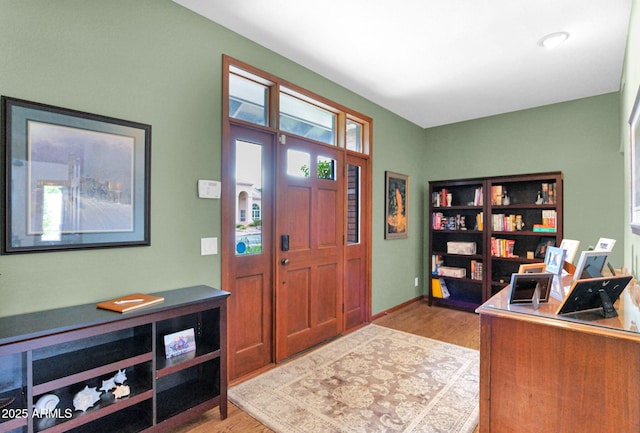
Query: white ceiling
[{"left": 173, "top": 0, "right": 632, "bottom": 128}]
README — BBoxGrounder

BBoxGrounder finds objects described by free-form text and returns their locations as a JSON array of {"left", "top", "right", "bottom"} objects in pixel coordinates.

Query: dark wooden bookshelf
[
  {"left": 429, "top": 172, "right": 563, "bottom": 311},
  {"left": 0, "top": 285, "right": 229, "bottom": 433}
]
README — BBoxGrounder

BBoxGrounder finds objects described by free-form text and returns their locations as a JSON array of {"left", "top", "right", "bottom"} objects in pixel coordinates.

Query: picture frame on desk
[
  {"left": 593, "top": 237, "right": 616, "bottom": 252},
  {"left": 572, "top": 250, "right": 609, "bottom": 281},
  {"left": 385, "top": 171, "right": 409, "bottom": 239},
  {"left": 629, "top": 84, "right": 640, "bottom": 234},
  {"left": 534, "top": 237, "right": 556, "bottom": 259},
  {"left": 1, "top": 96, "right": 151, "bottom": 254},
  {"left": 556, "top": 275, "right": 633, "bottom": 317},
  {"left": 508, "top": 272, "right": 553, "bottom": 305},
  {"left": 544, "top": 246, "right": 565, "bottom": 275},
  {"left": 559, "top": 239, "right": 580, "bottom": 264},
  {"left": 518, "top": 263, "right": 546, "bottom": 273},
  {"left": 163, "top": 328, "right": 196, "bottom": 359}
]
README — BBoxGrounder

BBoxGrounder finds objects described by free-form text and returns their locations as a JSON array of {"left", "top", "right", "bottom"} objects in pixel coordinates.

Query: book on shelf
[
  {"left": 541, "top": 209, "right": 557, "bottom": 227},
  {"left": 532, "top": 224, "right": 556, "bottom": 232},
  {"left": 433, "top": 212, "right": 442, "bottom": 230},
  {"left": 431, "top": 278, "right": 450, "bottom": 299},
  {"left": 432, "top": 213, "right": 470, "bottom": 231},
  {"left": 471, "top": 260, "right": 483, "bottom": 280},
  {"left": 540, "top": 182, "right": 556, "bottom": 204},
  {"left": 432, "top": 188, "right": 452, "bottom": 207},
  {"left": 490, "top": 237, "right": 516, "bottom": 258},
  {"left": 474, "top": 186, "right": 483, "bottom": 206},
  {"left": 492, "top": 213, "right": 527, "bottom": 232},
  {"left": 97, "top": 293, "right": 165, "bottom": 313},
  {"left": 431, "top": 254, "right": 443, "bottom": 274},
  {"left": 491, "top": 185, "right": 503, "bottom": 205}
]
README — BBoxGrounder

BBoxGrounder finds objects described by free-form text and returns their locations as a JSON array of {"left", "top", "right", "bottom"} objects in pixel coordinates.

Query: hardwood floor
[{"left": 169, "top": 299, "right": 480, "bottom": 433}]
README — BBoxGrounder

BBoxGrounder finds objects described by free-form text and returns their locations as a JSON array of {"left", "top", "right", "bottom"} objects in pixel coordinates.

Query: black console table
[{"left": 0, "top": 285, "right": 229, "bottom": 433}]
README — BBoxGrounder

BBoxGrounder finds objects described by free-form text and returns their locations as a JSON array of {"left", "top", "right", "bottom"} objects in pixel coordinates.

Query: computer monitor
[{"left": 556, "top": 275, "right": 633, "bottom": 318}]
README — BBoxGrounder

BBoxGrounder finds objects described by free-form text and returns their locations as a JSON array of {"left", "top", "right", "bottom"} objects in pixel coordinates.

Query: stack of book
[
  {"left": 533, "top": 210, "right": 557, "bottom": 232},
  {"left": 540, "top": 182, "right": 557, "bottom": 204},
  {"left": 432, "top": 213, "right": 469, "bottom": 230},
  {"left": 432, "top": 188, "right": 451, "bottom": 207},
  {"left": 470, "top": 260, "right": 483, "bottom": 280},
  {"left": 490, "top": 237, "right": 516, "bottom": 258},
  {"left": 492, "top": 214, "right": 520, "bottom": 231},
  {"left": 431, "top": 254, "right": 443, "bottom": 274}
]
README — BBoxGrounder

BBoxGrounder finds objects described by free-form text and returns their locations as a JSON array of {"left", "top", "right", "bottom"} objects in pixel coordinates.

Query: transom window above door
[
  {"left": 229, "top": 73, "right": 268, "bottom": 126},
  {"left": 227, "top": 63, "right": 370, "bottom": 155},
  {"left": 279, "top": 90, "right": 336, "bottom": 145}
]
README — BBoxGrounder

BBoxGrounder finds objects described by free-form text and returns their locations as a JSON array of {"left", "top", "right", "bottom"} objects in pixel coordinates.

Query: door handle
[{"left": 281, "top": 258, "right": 290, "bottom": 265}]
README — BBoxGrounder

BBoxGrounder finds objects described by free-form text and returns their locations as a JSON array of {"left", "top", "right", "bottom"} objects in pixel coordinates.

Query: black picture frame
[
  {"left": 385, "top": 171, "right": 409, "bottom": 239},
  {"left": 1, "top": 96, "right": 151, "bottom": 254},
  {"left": 534, "top": 236, "right": 556, "bottom": 259},
  {"left": 556, "top": 275, "right": 633, "bottom": 316},
  {"left": 508, "top": 272, "right": 553, "bottom": 304}
]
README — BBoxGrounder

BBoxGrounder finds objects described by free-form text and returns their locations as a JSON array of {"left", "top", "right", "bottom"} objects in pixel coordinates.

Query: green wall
[
  {"left": 0, "top": 0, "right": 632, "bottom": 319},
  {"left": 0, "top": 0, "right": 426, "bottom": 317},
  {"left": 423, "top": 93, "right": 624, "bottom": 274}
]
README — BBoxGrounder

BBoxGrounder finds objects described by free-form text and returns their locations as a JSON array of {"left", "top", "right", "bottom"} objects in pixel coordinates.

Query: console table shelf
[{"left": 0, "top": 285, "right": 229, "bottom": 433}]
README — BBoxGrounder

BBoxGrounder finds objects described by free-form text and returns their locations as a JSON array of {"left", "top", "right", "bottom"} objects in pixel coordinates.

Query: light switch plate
[
  {"left": 201, "top": 237, "right": 218, "bottom": 255},
  {"left": 198, "top": 180, "right": 221, "bottom": 199}
]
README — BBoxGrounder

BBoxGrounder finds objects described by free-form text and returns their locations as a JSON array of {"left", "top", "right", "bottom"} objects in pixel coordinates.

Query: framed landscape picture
[
  {"left": 385, "top": 171, "right": 409, "bottom": 239},
  {"left": 1, "top": 97, "right": 151, "bottom": 253}
]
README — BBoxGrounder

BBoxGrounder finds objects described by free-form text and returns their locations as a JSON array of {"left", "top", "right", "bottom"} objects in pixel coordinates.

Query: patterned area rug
[{"left": 228, "top": 324, "right": 479, "bottom": 433}]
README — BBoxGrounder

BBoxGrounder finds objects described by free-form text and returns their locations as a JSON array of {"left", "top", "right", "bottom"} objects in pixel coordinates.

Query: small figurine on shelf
[
  {"left": 113, "top": 369, "right": 127, "bottom": 384},
  {"left": 502, "top": 190, "right": 510, "bottom": 206},
  {"left": 113, "top": 385, "right": 131, "bottom": 399},
  {"left": 515, "top": 215, "right": 524, "bottom": 231},
  {"left": 100, "top": 377, "right": 116, "bottom": 393},
  {"left": 73, "top": 386, "right": 101, "bottom": 412},
  {"left": 535, "top": 191, "right": 544, "bottom": 205}
]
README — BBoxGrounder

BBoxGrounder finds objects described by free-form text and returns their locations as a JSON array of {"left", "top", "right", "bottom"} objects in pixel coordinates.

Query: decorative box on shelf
[
  {"left": 447, "top": 241, "right": 477, "bottom": 255},
  {"left": 437, "top": 266, "right": 467, "bottom": 278}
]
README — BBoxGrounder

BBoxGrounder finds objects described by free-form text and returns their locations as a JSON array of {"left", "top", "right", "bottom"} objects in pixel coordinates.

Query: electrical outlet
[{"left": 415, "top": 277, "right": 419, "bottom": 287}]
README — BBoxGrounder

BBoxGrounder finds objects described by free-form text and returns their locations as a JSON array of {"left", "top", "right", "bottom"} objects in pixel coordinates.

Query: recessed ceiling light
[{"left": 538, "top": 31, "right": 570, "bottom": 49}]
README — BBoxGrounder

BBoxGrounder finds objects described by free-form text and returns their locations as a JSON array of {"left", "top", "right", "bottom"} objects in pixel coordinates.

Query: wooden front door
[
  {"left": 344, "top": 154, "right": 370, "bottom": 331},
  {"left": 224, "top": 124, "right": 274, "bottom": 380},
  {"left": 275, "top": 134, "right": 344, "bottom": 361}
]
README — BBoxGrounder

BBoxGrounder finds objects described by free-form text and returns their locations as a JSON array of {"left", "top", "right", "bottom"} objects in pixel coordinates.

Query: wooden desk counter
[{"left": 476, "top": 275, "right": 640, "bottom": 433}]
